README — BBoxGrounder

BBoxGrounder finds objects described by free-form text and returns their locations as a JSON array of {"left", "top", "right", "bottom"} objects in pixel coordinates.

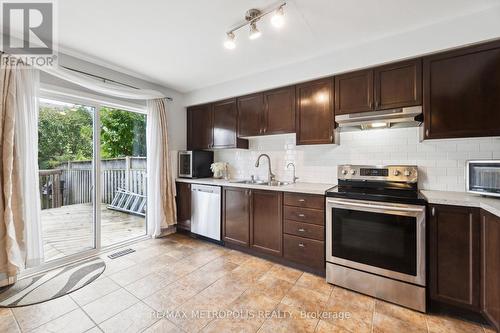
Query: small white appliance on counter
[
  {"left": 466, "top": 160, "right": 500, "bottom": 198},
  {"left": 190, "top": 184, "right": 221, "bottom": 241}
]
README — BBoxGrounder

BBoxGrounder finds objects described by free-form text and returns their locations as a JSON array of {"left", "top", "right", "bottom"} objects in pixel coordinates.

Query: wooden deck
[{"left": 41, "top": 203, "right": 145, "bottom": 261}]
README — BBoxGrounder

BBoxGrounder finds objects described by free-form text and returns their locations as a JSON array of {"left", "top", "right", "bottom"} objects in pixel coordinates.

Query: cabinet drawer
[
  {"left": 284, "top": 206, "right": 324, "bottom": 225},
  {"left": 284, "top": 220, "right": 324, "bottom": 241},
  {"left": 284, "top": 234, "right": 324, "bottom": 269},
  {"left": 284, "top": 193, "right": 324, "bottom": 210}
]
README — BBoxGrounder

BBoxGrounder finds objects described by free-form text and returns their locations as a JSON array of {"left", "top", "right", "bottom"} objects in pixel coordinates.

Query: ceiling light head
[
  {"left": 224, "top": 32, "right": 236, "bottom": 50},
  {"left": 271, "top": 6, "right": 285, "bottom": 28},
  {"left": 249, "top": 22, "right": 261, "bottom": 40}
]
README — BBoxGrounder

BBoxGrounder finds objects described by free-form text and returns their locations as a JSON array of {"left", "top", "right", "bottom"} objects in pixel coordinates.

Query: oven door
[{"left": 326, "top": 198, "right": 425, "bottom": 286}]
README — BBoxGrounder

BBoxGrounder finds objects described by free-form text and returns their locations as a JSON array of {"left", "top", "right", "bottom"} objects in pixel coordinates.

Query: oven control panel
[{"left": 338, "top": 165, "right": 418, "bottom": 183}]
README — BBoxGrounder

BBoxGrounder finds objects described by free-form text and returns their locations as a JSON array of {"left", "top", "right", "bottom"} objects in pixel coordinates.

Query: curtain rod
[{"left": 61, "top": 66, "right": 173, "bottom": 101}]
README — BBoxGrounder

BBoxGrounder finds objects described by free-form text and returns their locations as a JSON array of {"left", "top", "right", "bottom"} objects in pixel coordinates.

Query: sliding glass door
[
  {"left": 38, "top": 98, "right": 147, "bottom": 264},
  {"left": 38, "top": 99, "right": 96, "bottom": 261},
  {"left": 99, "top": 106, "right": 147, "bottom": 247}
]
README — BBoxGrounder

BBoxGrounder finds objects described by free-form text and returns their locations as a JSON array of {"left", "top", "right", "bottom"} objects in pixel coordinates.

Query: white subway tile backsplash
[{"left": 214, "top": 128, "right": 499, "bottom": 192}]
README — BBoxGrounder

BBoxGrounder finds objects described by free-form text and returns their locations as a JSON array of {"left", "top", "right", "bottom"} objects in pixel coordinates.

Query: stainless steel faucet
[
  {"left": 287, "top": 162, "right": 299, "bottom": 183},
  {"left": 255, "top": 154, "right": 275, "bottom": 183}
]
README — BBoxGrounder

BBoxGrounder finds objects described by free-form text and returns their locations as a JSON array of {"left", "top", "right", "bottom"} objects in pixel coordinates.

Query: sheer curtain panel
[
  {"left": 0, "top": 55, "right": 43, "bottom": 286},
  {"left": 146, "top": 98, "right": 176, "bottom": 237}
]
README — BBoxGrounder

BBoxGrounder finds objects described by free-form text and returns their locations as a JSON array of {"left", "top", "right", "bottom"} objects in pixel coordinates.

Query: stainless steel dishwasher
[{"left": 190, "top": 184, "right": 221, "bottom": 241}]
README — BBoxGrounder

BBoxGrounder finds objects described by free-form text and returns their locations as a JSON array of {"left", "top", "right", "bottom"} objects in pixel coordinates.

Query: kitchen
[
  {"left": 1, "top": 1, "right": 500, "bottom": 332},
  {"left": 176, "top": 38, "right": 500, "bottom": 331}
]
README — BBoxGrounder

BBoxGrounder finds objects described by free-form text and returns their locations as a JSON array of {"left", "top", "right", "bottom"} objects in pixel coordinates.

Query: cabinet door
[
  {"left": 250, "top": 190, "right": 283, "bottom": 256},
  {"left": 429, "top": 204, "right": 481, "bottom": 311},
  {"left": 296, "top": 78, "right": 334, "bottom": 145},
  {"left": 334, "top": 69, "right": 373, "bottom": 115},
  {"left": 223, "top": 187, "right": 250, "bottom": 247},
  {"left": 237, "top": 93, "right": 263, "bottom": 137},
  {"left": 175, "top": 182, "right": 191, "bottom": 231},
  {"left": 423, "top": 41, "right": 500, "bottom": 139},
  {"left": 212, "top": 99, "right": 248, "bottom": 149},
  {"left": 263, "top": 86, "right": 296, "bottom": 135},
  {"left": 187, "top": 104, "right": 213, "bottom": 150},
  {"left": 374, "top": 59, "right": 422, "bottom": 110},
  {"left": 481, "top": 210, "right": 500, "bottom": 332}
]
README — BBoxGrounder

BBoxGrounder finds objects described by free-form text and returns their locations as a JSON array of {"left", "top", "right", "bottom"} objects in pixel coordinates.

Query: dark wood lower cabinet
[
  {"left": 283, "top": 234, "right": 324, "bottom": 270},
  {"left": 481, "top": 210, "right": 500, "bottom": 331},
  {"left": 429, "top": 204, "right": 500, "bottom": 330},
  {"left": 175, "top": 182, "right": 191, "bottom": 231},
  {"left": 223, "top": 187, "right": 250, "bottom": 246},
  {"left": 250, "top": 190, "right": 282, "bottom": 256},
  {"left": 429, "top": 204, "right": 481, "bottom": 311},
  {"left": 222, "top": 187, "right": 325, "bottom": 274}
]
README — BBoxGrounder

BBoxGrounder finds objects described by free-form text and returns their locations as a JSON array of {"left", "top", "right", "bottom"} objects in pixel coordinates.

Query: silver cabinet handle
[
  {"left": 298, "top": 199, "right": 305, "bottom": 202},
  {"left": 298, "top": 228, "right": 306, "bottom": 232},
  {"left": 327, "top": 199, "right": 424, "bottom": 213},
  {"left": 298, "top": 243, "right": 305, "bottom": 247},
  {"left": 298, "top": 213, "right": 305, "bottom": 217}
]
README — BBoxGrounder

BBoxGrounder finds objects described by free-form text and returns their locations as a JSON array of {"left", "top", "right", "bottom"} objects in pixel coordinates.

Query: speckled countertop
[
  {"left": 420, "top": 190, "right": 500, "bottom": 217},
  {"left": 175, "top": 178, "right": 334, "bottom": 196}
]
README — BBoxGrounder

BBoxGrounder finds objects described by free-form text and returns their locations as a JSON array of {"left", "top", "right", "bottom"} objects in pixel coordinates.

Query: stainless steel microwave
[
  {"left": 178, "top": 150, "right": 213, "bottom": 178},
  {"left": 466, "top": 160, "right": 500, "bottom": 197}
]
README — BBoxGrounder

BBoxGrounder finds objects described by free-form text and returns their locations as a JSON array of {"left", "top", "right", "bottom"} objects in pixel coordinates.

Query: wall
[
  {"left": 214, "top": 128, "right": 500, "bottom": 192},
  {"left": 184, "top": 5, "right": 500, "bottom": 106}
]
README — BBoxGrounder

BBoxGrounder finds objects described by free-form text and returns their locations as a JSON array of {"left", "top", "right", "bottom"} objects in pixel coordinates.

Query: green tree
[
  {"left": 100, "top": 107, "right": 147, "bottom": 158},
  {"left": 38, "top": 106, "right": 147, "bottom": 169},
  {"left": 38, "top": 106, "right": 93, "bottom": 169}
]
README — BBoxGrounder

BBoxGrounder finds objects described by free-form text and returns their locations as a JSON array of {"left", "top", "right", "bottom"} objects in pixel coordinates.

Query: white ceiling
[{"left": 56, "top": 0, "right": 499, "bottom": 93}]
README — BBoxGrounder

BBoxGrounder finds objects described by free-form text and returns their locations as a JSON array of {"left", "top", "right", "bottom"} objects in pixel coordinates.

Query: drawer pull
[
  {"left": 298, "top": 199, "right": 305, "bottom": 202},
  {"left": 298, "top": 228, "right": 306, "bottom": 232},
  {"left": 298, "top": 213, "right": 305, "bottom": 217},
  {"left": 298, "top": 243, "right": 305, "bottom": 248}
]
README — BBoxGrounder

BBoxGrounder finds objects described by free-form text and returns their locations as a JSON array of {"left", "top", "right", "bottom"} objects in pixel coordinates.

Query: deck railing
[{"left": 39, "top": 158, "right": 147, "bottom": 210}]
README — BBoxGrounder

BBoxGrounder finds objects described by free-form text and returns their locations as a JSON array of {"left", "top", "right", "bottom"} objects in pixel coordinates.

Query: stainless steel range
[{"left": 325, "top": 165, "right": 426, "bottom": 312}]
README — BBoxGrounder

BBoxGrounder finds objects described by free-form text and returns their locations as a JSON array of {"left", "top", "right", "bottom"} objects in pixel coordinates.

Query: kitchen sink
[{"left": 230, "top": 179, "right": 291, "bottom": 186}]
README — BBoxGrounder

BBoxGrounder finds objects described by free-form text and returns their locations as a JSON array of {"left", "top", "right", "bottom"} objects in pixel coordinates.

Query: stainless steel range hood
[{"left": 335, "top": 106, "right": 423, "bottom": 131}]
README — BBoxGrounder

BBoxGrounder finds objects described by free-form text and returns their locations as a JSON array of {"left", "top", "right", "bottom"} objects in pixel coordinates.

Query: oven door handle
[{"left": 326, "top": 199, "right": 424, "bottom": 213}]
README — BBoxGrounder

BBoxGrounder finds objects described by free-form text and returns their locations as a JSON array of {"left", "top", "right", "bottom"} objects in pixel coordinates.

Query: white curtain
[
  {"left": 15, "top": 65, "right": 44, "bottom": 267},
  {"left": 146, "top": 99, "right": 176, "bottom": 237},
  {"left": 0, "top": 55, "right": 43, "bottom": 286},
  {"left": 41, "top": 66, "right": 165, "bottom": 100}
]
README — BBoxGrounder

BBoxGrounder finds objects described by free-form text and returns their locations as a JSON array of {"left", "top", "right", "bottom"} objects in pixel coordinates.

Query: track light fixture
[
  {"left": 249, "top": 22, "right": 261, "bottom": 40},
  {"left": 271, "top": 6, "right": 285, "bottom": 28},
  {"left": 224, "top": 32, "right": 236, "bottom": 49},
  {"left": 224, "top": 2, "right": 286, "bottom": 50}
]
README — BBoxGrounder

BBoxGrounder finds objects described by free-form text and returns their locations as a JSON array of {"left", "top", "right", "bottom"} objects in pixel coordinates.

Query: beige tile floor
[{"left": 0, "top": 233, "right": 495, "bottom": 333}]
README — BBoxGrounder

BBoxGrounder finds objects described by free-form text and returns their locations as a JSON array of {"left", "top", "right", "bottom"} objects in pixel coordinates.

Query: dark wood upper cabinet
[
  {"left": 296, "top": 78, "right": 334, "bottom": 145},
  {"left": 335, "top": 69, "right": 373, "bottom": 115},
  {"left": 237, "top": 93, "right": 263, "bottom": 137},
  {"left": 250, "top": 190, "right": 283, "bottom": 256},
  {"left": 212, "top": 99, "right": 248, "bottom": 149},
  {"left": 374, "top": 59, "right": 422, "bottom": 110},
  {"left": 263, "top": 86, "right": 296, "bottom": 135},
  {"left": 175, "top": 182, "right": 191, "bottom": 231},
  {"left": 223, "top": 187, "right": 250, "bottom": 247},
  {"left": 423, "top": 41, "right": 500, "bottom": 139},
  {"left": 335, "top": 60, "right": 422, "bottom": 115},
  {"left": 429, "top": 204, "right": 481, "bottom": 311},
  {"left": 187, "top": 104, "right": 213, "bottom": 150},
  {"left": 481, "top": 210, "right": 500, "bottom": 332}
]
